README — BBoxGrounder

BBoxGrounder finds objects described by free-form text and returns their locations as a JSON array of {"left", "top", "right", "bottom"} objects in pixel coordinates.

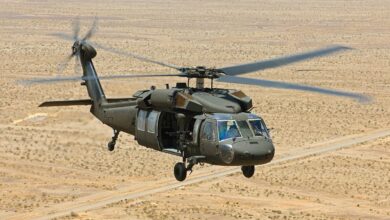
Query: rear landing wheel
[
  {"left": 107, "top": 129, "right": 119, "bottom": 151},
  {"left": 174, "top": 162, "right": 187, "bottom": 181},
  {"left": 107, "top": 141, "right": 115, "bottom": 151},
  {"left": 241, "top": 165, "right": 255, "bottom": 178}
]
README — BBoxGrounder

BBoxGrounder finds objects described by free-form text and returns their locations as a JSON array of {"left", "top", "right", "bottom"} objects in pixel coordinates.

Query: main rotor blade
[
  {"left": 82, "top": 18, "right": 98, "bottom": 41},
  {"left": 49, "top": 34, "right": 181, "bottom": 71},
  {"left": 21, "top": 73, "right": 186, "bottom": 84},
  {"left": 217, "top": 76, "right": 371, "bottom": 103},
  {"left": 98, "top": 73, "right": 185, "bottom": 80},
  {"left": 220, "top": 45, "right": 352, "bottom": 76},
  {"left": 91, "top": 42, "right": 182, "bottom": 70}
]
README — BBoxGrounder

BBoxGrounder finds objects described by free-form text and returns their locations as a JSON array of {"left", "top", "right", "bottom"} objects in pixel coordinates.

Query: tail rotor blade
[
  {"left": 72, "top": 17, "right": 80, "bottom": 41},
  {"left": 57, "top": 54, "right": 74, "bottom": 77},
  {"left": 74, "top": 54, "right": 81, "bottom": 75},
  {"left": 82, "top": 18, "right": 98, "bottom": 41}
]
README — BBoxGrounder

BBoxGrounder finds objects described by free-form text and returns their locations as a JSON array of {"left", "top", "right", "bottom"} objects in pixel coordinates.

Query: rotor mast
[{"left": 196, "top": 78, "right": 205, "bottom": 89}]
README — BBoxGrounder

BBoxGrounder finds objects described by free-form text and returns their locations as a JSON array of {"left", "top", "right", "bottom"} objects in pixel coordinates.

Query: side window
[
  {"left": 137, "top": 110, "right": 147, "bottom": 131},
  {"left": 147, "top": 111, "right": 158, "bottom": 133},
  {"left": 201, "top": 121, "right": 216, "bottom": 141}
]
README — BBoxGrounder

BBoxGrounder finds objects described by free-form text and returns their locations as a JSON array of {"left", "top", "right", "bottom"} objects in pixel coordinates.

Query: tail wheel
[
  {"left": 107, "top": 141, "right": 115, "bottom": 151},
  {"left": 174, "top": 162, "right": 187, "bottom": 181},
  {"left": 241, "top": 165, "right": 255, "bottom": 178}
]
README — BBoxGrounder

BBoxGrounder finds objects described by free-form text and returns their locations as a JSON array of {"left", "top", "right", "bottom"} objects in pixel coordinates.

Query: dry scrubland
[{"left": 0, "top": 0, "right": 389, "bottom": 219}]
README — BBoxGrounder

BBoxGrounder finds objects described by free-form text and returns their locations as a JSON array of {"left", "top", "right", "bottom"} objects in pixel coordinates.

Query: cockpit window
[
  {"left": 248, "top": 119, "right": 269, "bottom": 138},
  {"left": 236, "top": 120, "right": 254, "bottom": 138},
  {"left": 201, "top": 121, "right": 216, "bottom": 141},
  {"left": 218, "top": 120, "right": 242, "bottom": 141}
]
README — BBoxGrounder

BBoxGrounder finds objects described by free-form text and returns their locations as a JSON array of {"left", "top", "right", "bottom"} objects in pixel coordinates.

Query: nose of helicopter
[{"left": 231, "top": 139, "right": 275, "bottom": 165}]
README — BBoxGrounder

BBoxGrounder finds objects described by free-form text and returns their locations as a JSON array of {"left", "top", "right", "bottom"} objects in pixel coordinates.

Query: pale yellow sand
[{"left": 0, "top": 0, "right": 389, "bottom": 219}]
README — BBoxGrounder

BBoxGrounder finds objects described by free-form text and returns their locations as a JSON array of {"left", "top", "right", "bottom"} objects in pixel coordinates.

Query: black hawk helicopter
[{"left": 25, "top": 20, "right": 369, "bottom": 181}]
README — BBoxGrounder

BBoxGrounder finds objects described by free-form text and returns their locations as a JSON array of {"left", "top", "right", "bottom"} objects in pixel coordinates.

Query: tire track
[{"left": 6, "top": 128, "right": 390, "bottom": 220}]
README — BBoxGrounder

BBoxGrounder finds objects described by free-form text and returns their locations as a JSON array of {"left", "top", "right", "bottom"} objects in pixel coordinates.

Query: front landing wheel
[
  {"left": 241, "top": 165, "right": 255, "bottom": 178},
  {"left": 174, "top": 162, "right": 187, "bottom": 181}
]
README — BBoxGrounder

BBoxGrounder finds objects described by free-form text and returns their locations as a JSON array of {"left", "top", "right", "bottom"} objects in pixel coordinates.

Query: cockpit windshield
[
  {"left": 248, "top": 119, "right": 270, "bottom": 138},
  {"left": 217, "top": 120, "right": 241, "bottom": 141},
  {"left": 212, "top": 113, "right": 271, "bottom": 141}
]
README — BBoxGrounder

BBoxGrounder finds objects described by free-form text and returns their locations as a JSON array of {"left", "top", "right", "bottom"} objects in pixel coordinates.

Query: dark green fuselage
[
  {"left": 57, "top": 41, "right": 275, "bottom": 167},
  {"left": 98, "top": 86, "right": 274, "bottom": 166}
]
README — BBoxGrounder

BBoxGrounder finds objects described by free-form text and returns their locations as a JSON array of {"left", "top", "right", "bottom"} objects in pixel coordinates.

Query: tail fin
[
  {"left": 79, "top": 43, "right": 106, "bottom": 105},
  {"left": 78, "top": 43, "right": 107, "bottom": 117}
]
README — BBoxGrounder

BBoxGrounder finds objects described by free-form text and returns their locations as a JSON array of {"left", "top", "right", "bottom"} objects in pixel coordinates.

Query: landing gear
[
  {"left": 174, "top": 162, "right": 187, "bottom": 181},
  {"left": 241, "top": 165, "right": 255, "bottom": 178},
  {"left": 107, "top": 129, "right": 120, "bottom": 151},
  {"left": 173, "top": 156, "right": 205, "bottom": 181},
  {"left": 186, "top": 157, "right": 197, "bottom": 173}
]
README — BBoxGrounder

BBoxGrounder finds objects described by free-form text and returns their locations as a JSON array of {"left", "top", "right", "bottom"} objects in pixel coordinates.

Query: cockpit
[
  {"left": 214, "top": 114, "right": 270, "bottom": 142},
  {"left": 198, "top": 112, "right": 274, "bottom": 166}
]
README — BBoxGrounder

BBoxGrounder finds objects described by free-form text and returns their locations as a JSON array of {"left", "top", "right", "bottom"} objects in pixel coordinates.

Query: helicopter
[{"left": 25, "top": 20, "right": 369, "bottom": 181}]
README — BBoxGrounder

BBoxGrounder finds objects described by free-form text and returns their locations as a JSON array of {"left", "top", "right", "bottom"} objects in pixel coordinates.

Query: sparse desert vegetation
[{"left": 0, "top": 0, "right": 389, "bottom": 219}]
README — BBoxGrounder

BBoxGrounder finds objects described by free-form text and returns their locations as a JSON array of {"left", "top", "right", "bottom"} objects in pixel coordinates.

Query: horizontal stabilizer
[
  {"left": 39, "top": 99, "right": 92, "bottom": 107},
  {"left": 107, "top": 97, "right": 137, "bottom": 102}
]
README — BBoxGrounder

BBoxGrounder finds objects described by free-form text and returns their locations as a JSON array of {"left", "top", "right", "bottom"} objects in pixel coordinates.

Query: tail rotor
[{"left": 55, "top": 18, "right": 98, "bottom": 77}]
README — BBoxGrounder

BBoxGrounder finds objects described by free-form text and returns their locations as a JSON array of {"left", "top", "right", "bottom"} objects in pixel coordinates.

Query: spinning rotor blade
[
  {"left": 51, "top": 32, "right": 74, "bottom": 41},
  {"left": 217, "top": 75, "right": 370, "bottom": 103},
  {"left": 49, "top": 34, "right": 180, "bottom": 71},
  {"left": 98, "top": 73, "right": 185, "bottom": 80},
  {"left": 82, "top": 18, "right": 98, "bottom": 41},
  {"left": 91, "top": 42, "right": 182, "bottom": 70},
  {"left": 50, "top": 17, "right": 180, "bottom": 71},
  {"left": 50, "top": 18, "right": 96, "bottom": 42},
  {"left": 74, "top": 55, "right": 81, "bottom": 75},
  {"left": 72, "top": 17, "right": 80, "bottom": 41},
  {"left": 220, "top": 45, "right": 351, "bottom": 76},
  {"left": 57, "top": 53, "right": 74, "bottom": 76},
  {"left": 21, "top": 73, "right": 186, "bottom": 84}
]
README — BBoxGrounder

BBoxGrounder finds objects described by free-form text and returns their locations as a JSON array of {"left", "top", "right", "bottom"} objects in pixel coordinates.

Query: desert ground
[{"left": 0, "top": 0, "right": 389, "bottom": 219}]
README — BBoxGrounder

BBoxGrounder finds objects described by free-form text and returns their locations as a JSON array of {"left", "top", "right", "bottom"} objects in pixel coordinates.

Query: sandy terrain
[{"left": 0, "top": 0, "right": 389, "bottom": 219}]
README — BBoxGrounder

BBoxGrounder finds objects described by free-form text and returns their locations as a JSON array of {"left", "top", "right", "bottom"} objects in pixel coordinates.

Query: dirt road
[{"left": 6, "top": 128, "right": 390, "bottom": 220}]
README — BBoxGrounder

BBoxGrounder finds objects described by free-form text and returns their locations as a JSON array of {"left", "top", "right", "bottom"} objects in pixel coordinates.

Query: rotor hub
[
  {"left": 71, "top": 41, "right": 97, "bottom": 59},
  {"left": 180, "top": 66, "right": 225, "bottom": 79},
  {"left": 72, "top": 41, "right": 80, "bottom": 55}
]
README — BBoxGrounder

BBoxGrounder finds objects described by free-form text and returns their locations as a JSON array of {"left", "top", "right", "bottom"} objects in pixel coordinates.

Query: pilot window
[
  {"left": 137, "top": 110, "right": 147, "bottom": 131},
  {"left": 201, "top": 121, "right": 216, "bottom": 141},
  {"left": 236, "top": 120, "right": 253, "bottom": 138},
  {"left": 217, "top": 120, "right": 242, "bottom": 141},
  {"left": 248, "top": 119, "right": 269, "bottom": 138}
]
